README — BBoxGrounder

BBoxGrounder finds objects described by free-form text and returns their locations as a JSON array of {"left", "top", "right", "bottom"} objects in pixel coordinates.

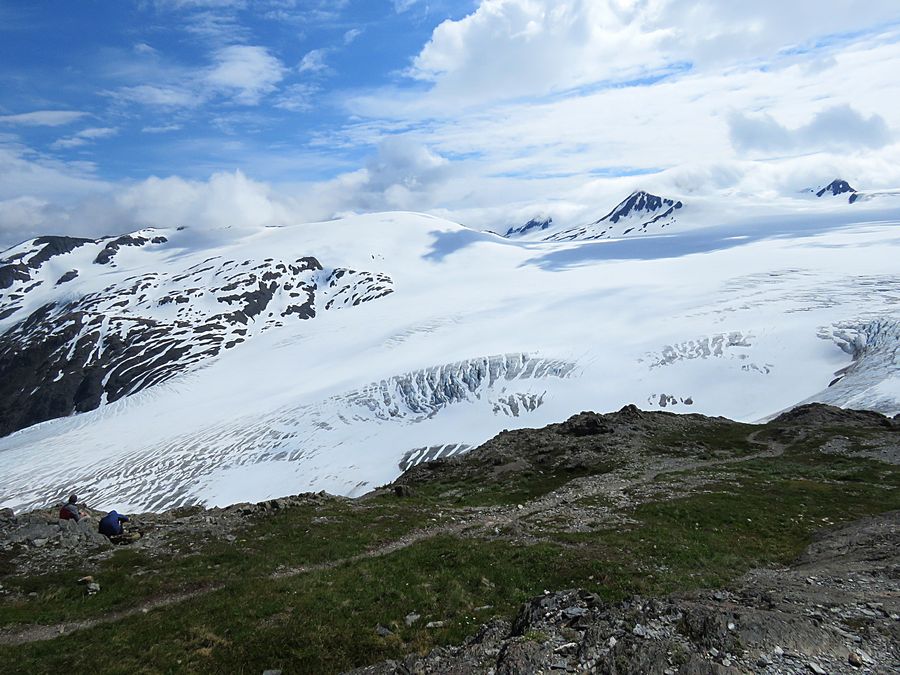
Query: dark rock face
[
  {"left": 0, "top": 238, "right": 394, "bottom": 437},
  {"left": 505, "top": 217, "right": 552, "bottom": 237},
  {"left": 55, "top": 270, "right": 79, "bottom": 285},
  {"left": 93, "top": 235, "right": 168, "bottom": 265},
  {"left": 816, "top": 179, "right": 856, "bottom": 198}
]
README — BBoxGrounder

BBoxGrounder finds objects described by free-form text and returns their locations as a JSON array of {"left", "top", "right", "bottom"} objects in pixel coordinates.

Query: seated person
[
  {"left": 59, "top": 494, "right": 82, "bottom": 522},
  {"left": 98, "top": 510, "right": 129, "bottom": 537}
]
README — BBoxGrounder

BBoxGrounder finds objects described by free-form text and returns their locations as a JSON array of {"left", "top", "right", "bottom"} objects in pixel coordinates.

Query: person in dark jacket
[
  {"left": 59, "top": 494, "right": 82, "bottom": 522},
  {"left": 98, "top": 510, "right": 129, "bottom": 537}
]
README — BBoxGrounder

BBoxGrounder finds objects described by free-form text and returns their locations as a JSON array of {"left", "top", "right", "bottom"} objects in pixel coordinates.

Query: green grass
[
  {"left": 389, "top": 464, "right": 615, "bottom": 507},
  {"left": 645, "top": 421, "right": 759, "bottom": 460},
  {"left": 0, "top": 499, "right": 438, "bottom": 628},
  {"left": 1, "top": 445, "right": 898, "bottom": 674}
]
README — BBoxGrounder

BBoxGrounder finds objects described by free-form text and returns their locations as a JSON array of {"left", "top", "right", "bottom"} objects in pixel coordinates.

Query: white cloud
[
  {"left": 298, "top": 48, "right": 330, "bottom": 74},
  {"left": 0, "top": 155, "right": 309, "bottom": 248},
  {"left": 0, "top": 197, "right": 57, "bottom": 239},
  {"left": 113, "top": 170, "right": 298, "bottom": 233},
  {"left": 342, "top": 32, "right": 900, "bottom": 193},
  {"left": 409, "top": 0, "right": 666, "bottom": 104},
  {"left": 347, "top": 137, "right": 455, "bottom": 211},
  {"left": 51, "top": 127, "right": 119, "bottom": 150},
  {"left": 206, "top": 45, "right": 286, "bottom": 105},
  {"left": 729, "top": 105, "right": 893, "bottom": 155},
  {"left": 0, "top": 144, "right": 108, "bottom": 203},
  {"left": 405, "top": 0, "right": 900, "bottom": 108},
  {"left": 0, "top": 110, "right": 88, "bottom": 127},
  {"left": 343, "top": 28, "right": 363, "bottom": 45}
]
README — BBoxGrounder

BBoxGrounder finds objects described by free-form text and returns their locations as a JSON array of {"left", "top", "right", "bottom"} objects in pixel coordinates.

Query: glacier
[{"left": 0, "top": 191, "right": 899, "bottom": 512}]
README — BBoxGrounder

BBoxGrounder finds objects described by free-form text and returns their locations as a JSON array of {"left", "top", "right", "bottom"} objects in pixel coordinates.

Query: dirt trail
[
  {"left": 0, "top": 440, "right": 788, "bottom": 646},
  {"left": 0, "top": 586, "right": 221, "bottom": 646}
]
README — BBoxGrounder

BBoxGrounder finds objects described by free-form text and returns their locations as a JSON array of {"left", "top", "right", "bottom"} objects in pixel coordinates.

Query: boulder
[{"left": 393, "top": 484, "right": 413, "bottom": 498}]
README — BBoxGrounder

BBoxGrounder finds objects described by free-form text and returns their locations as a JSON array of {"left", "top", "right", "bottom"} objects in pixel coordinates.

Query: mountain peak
[
  {"left": 542, "top": 190, "right": 684, "bottom": 242},
  {"left": 505, "top": 216, "right": 553, "bottom": 238},
  {"left": 816, "top": 179, "right": 856, "bottom": 198},
  {"left": 604, "top": 191, "right": 683, "bottom": 223}
]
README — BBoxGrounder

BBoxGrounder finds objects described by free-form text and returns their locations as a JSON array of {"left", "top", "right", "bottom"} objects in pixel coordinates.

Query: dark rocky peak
[
  {"left": 602, "top": 191, "right": 683, "bottom": 224},
  {"left": 29, "top": 236, "right": 94, "bottom": 265},
  {"left": 505, "top": 217, "right": 552, "bottom": 237},
  {"left": 816, "top": 179, "right": 856, "bottom": 198}
]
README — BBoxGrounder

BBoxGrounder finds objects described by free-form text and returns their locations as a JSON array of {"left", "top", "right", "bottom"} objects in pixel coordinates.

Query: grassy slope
[{"left": 1, "top": 422, "right": 897, "bottom": 674}]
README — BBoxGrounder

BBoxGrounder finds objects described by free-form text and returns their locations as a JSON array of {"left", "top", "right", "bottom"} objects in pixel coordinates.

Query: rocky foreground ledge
[
  {"left": 0, "top": 494, "right": 335, "bottom": 579},
  {"left": 0, "top": 403, "right": 898, "bottom": 674}
]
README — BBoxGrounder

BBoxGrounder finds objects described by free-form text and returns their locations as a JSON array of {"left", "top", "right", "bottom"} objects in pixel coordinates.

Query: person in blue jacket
[{"left": 98, "top": 510, "right": 130, "bottom": 537}]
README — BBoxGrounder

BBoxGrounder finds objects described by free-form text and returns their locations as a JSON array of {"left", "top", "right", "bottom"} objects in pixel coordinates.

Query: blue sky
[
  {"left": 0, "top": 1, "right": 476, "bottom": 183},
  {"left": 1, "top": 1, "right": 899, "bottom": 246}
]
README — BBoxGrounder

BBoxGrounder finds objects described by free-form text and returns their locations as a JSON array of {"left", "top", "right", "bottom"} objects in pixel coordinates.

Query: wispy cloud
[
  {"left": 133, "top": 42, "right": 158, "bottom": 55},
  {"left": 51, "top": 127, "right": 119, "bottom": 150},
  {"left": 298, "top": 48, "right": 330, "bottom": 75},
  {"left": 142, "top": 123, "right": 183, "bottom": 134},
  {"left": 274, "top": 83, "right": 318, "bottom": 113},
  {"left": 111, "top": 84, "right": 203, "bottom": 109},
  {"left": 107, "top": 45, "right": 286, "bottom": 110},
  {"left": 392, "top": 0, "right": 419, "bottom": 13},
  {"left": 343, "top": 28, "right": 363, "bottom": 45},
  {"left": 0, "top": 110, "right": 88, "bottom": 127}
]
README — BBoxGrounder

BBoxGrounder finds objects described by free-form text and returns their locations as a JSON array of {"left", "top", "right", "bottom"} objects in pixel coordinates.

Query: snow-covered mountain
[
  {"left": 0, "top": 231, "right": 391, "bottom": 437},
  {"left": 1, "top": 188, "right": 899, "bottom": 513},
  {"left": 542, "top": 191, "right": 683, "bottom": 241},
  {"left": 800, "top": 178, "right": 900, "bottom": 206}
]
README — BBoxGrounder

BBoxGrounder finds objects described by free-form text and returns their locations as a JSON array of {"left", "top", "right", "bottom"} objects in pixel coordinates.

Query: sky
[{"left": 1, "top": 0, "right": 900, "bottom": 247}]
